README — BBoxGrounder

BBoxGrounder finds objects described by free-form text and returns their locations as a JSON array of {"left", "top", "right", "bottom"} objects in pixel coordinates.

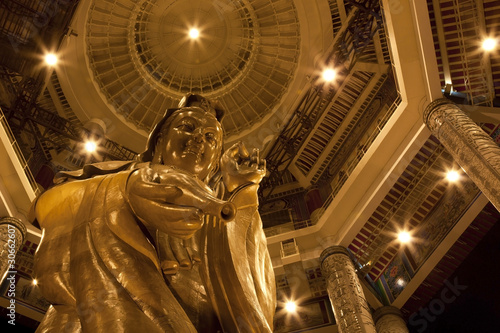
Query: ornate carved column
[
  {"left": 424, "top": 98, "right": 500, "bottom": 211},
  {"left": 0, "top": 217, "right": 26, "bottom": 283},
  {"left": 373, "top": 306, "right": 409, "bottom": 333},
  {"left": 320, "top": 246, "right": 376, "bottom": 333}
]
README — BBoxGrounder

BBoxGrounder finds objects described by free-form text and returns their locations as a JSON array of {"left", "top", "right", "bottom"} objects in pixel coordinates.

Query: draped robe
[{"left": 33, "top": 164, "right": 275, "bottom": 332}]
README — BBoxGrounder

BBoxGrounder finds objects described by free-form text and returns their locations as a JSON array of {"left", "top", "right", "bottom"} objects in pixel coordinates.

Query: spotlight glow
[
  {"left": 85, "top": 141, "right": 97, "bottom": 153},
  {"left": 446, "top": 170, "right": 460, "bottom": 182},
  {"left": 44, "top": 53, "right": 58, "bottom": 66},
  {"left": 397, "top": 278, "right": 405, "bottom": 286},
  {"left": 398, "top": 231, "right": 411, "bottom": 244},
  {"left": 482, "top": 38, "right": 497, "bottom": 51},
  {"left": 322, "top": 68, "right": 336, "bottom": 82},
  {"left": 285, "top": 301, "right": 297, "bottom": 313},
  {"left": 32, "top": 279, "right": 38, "bottom": 286},
  {"left": 189, "top": 28, "right": 200, "bottom": 39}
]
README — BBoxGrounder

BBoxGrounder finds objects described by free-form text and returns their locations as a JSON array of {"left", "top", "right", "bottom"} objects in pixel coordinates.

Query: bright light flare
[
  {"left": 397, "top": 278, "right": 405, "bottom": 286},
  {"left": 32, "top": 279, "right": 38, "bottom": 286},
  {"left": 322, "top": 68, "right": 336, "bottom": 82},
  {"left": 398, "top": 231, "right": 411, "bottom": 244},
  {"left": 84, "top": 141, "right": 97, "bottom": 153},
  {"left": 44, "top": 53, "right": 58, "bottom": 66},
  {"left": 446, "top": 170, "right": 460, "bottom": 182},
  {"left": 188, "top": 28, "right": 200, "bottom": 39},
  {"left": 482, "top": 38, "right": 497, "bottom": 51},
  {"left": 285, "top": 301, "right": 297, "bottom": 313}
]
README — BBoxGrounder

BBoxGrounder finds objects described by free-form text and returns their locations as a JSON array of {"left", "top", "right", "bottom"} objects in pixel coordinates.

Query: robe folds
[{"left": 33, "top": 165, "right": 275, "bottom": 332}]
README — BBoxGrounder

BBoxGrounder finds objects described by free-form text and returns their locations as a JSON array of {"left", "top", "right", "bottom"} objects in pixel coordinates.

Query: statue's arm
[
  {"left": 125, "top": 165, "right": 235, "bottom": 239},
  {"left": 34, "top": 180, "right": 87, "bottom": 230}
]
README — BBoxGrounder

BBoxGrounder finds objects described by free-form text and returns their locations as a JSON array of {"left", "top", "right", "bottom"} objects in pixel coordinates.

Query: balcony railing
[
  {"left": 264, "top": 95, "right": 401, "bottom": 238},
  {"left": 0, "top": 107, "right": 41, "bottom": 196}
]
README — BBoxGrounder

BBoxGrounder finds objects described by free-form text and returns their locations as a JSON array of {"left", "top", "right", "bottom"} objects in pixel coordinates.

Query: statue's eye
[
  {"left": 205, "top": 132, "right": 216, "bottom": 143},
  {"left": 177, "top": 121, "right": 195, "bottom": 132}
]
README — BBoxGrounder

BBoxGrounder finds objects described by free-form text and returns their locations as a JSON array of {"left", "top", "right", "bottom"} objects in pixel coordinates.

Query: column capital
[
  {"left": 423, "top": 97, "right": 456, "bottom": 117},
  {"left": 423, "top": 98, "right": 457, "bottom": 131},
  {"left": 0, "top": 216, "right": 26, "bottom": 237},
  {"left": 0, "top": 216, "right": 27, "bottom": 285},
  {"left": 320, "top": 245, "right": 350, "bottom": 265},
  {"left": 421, "top": 97, "right": 500, "bottom": 211},
  {"left": 372, "top": 306, "right": 404, "bottom": 323},
  {"left": 373, "top": 305, "right": 409, "bottom": 333}
]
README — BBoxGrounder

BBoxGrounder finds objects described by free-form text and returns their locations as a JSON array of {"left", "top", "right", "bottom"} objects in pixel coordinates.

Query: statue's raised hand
[
  {"left": 221, "top": 142, "right": 266, "bottom": 192},
  {"left": 126, "top": 165, "right": 236, "bottom": 239}
]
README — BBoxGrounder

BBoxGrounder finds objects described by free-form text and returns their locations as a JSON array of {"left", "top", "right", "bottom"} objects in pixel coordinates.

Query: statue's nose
[{"left": 193, "top": 128, "right": 204, "bottom": 143}]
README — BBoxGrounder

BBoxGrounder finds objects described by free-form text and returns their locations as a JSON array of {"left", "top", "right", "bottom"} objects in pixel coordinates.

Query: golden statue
[{"left": 32, "top": 94, "right": 276, "bottom": 332}]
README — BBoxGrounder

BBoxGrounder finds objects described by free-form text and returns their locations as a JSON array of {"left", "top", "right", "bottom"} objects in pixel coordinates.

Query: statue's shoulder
[
  {"left": 32, "top": 179, "right": 88, "bottom": 229},
  {"left": 31, "top": 161, "right": 139, "bottom": 229}
]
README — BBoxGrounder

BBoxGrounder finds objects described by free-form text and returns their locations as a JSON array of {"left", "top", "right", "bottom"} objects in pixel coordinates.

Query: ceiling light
[
  {"left": 322, "top": 68, "right": 336, "bottom": 82},
  {"left": 285, "top": 301, "right": 297, "bottom": 313},
  {"left": 44, "top": 53, "right": 58, "bottom": 66},
  {"left": 398, "top": 231, "right": 411, "bottom": 244},
  {"left": 446, "top": 170, "right": 460, "bottom": 182},
  {"left": 397, "top": 278, "right": 405, "bottom": 286},
  {"left": 32, "top": 279, "right": 38, "bottom": 286},
  {"left": 189, "top": 28, "right": 200, "bottom": 39},
  {"left": 482, "top": 38, "right": 497, "bottom": 51},
  {"left": 85, "top": 141, "right": 97, "bottom": 153}
]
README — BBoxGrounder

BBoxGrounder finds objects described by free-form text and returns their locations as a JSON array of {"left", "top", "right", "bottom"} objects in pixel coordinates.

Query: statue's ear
[
  {"left": 206, "top": 147, "right": 223, "bottom": 189},
  {"left": 154, "top": 131, "right": 162, "bottom": 146},
  {"left": 151, "top": 133, "right": 164, "bottom": 164}
]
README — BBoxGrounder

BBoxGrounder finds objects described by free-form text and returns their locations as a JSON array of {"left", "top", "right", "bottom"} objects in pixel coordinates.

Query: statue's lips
[{"left": 183, "top": 145, "right": 203, "bottom": 160}]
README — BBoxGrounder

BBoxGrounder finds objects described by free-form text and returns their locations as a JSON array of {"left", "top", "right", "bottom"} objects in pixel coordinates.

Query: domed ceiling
[{"left": 85, "top": 0, "right": 301, "bottom": 136}]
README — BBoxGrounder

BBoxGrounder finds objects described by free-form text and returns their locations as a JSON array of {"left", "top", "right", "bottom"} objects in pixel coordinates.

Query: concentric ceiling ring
[
  {"left": 86, "top": 0, "right": 300, "bottom": 136},
  {"left": 133, "top": 0, "right": 256, "bottom": 94}
]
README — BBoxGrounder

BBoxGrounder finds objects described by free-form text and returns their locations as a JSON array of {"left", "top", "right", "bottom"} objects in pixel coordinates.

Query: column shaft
[
  {"left": 320, "top": 246, "right": 376, "bottom": 333},
  {"left": 424, "top": 98, "right": 500, "bottom": 211},
  {"left": 373, "top": 306, "right": 409, "bottom": 333},
  {"left": 0, "top": 216, "right": 26, "bottom": 283}
]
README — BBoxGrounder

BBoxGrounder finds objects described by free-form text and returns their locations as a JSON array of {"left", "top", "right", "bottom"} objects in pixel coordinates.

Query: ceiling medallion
[{"left": 86, "top": 0, "right": 301, "bottom": 136}]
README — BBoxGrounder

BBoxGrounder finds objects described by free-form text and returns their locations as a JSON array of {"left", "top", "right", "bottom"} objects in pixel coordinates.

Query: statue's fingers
[
  {"left": 138, "top": 166, "right": 164, "bottom": 184},
  {"left": 149, "top": 164, "right": 176, "bottom": 175},
  {"left": 250, "top": 148, "right": 259, "bottom": 167},
  {"left": 223, "top": 142, "right": 242, "bottom": 159},
  {"left": 129, "top": 180, "right": 182, "bottom": 202},
  {"left": 259, "top": 158, "right": 266, "bottom": 171},
  {"left": 171, "top": 237, "right": 192, "bottom": 270},
  {"left": 157, "top": 232, "right": 180, "bottom": 275},
  {"left": 140, "top": 167, "right": 155, "bottom": 180},
  {"left": 161, "top": 260, "right": 180, "bottom": 275},
  {"left": 183, "top": 237, "right": 201, "bottom": 263},
  {"left": 237, "top": 141, "right": 250, "bottom": 160}
]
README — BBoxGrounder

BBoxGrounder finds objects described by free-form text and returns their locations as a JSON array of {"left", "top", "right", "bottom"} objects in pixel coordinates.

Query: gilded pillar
[
  {"left": 373, "top": 306, "right": 409, "bottom": 333},
  {"left": 0, "top": 217, "right": 26, "bottom": 283},
  {"left": 320, "top": 246, "right": 376, "bottom": 333},
  {"left": 424, "top": 98, "right": 500, "bottom": 211}
]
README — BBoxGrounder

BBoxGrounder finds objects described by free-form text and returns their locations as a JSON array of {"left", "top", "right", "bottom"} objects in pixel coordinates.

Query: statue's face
[{"left": 154, "top": 108, "right": 223, "bottom": 179}]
